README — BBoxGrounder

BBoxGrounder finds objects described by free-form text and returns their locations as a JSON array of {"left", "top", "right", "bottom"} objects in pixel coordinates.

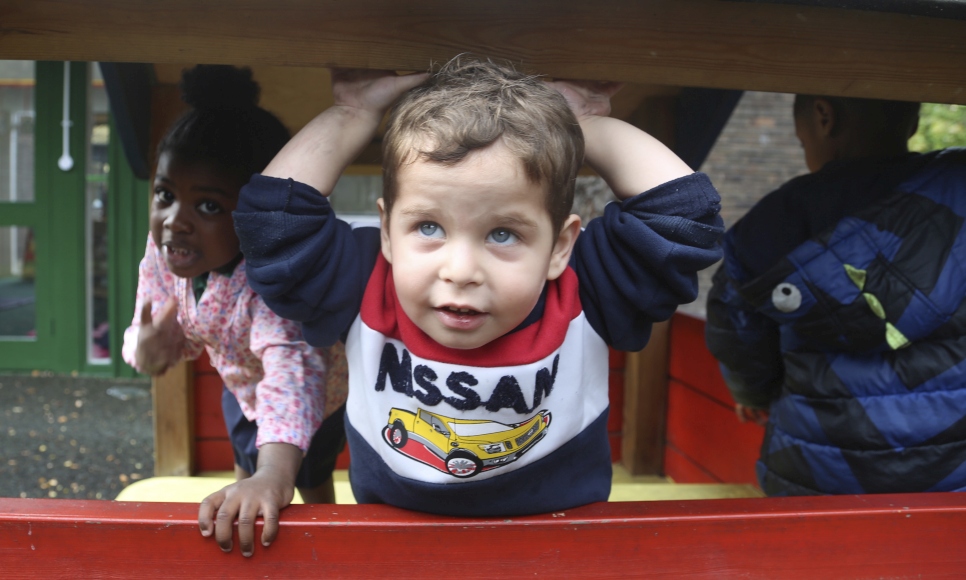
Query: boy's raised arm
[
  {"left": 548, "top": 80, "right": 693, "bottom": 197},
  {"left": 262, "top": 69, "right": 428, "bottom": 192},
  {"left": 552, "top": 78, "right": 723, "bottom": 351},
  {"left": 236, "top": 69, "right": 428, "bottom": 347}
]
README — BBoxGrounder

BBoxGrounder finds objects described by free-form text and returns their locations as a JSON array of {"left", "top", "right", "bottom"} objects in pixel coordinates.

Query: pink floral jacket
[{"left": 122, "top": 236, "right": 347, "bottom": 451}]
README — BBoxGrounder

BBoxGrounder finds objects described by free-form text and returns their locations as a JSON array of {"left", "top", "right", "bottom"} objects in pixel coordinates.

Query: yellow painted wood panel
[{"left": 115, "top": 468, "right": 761, "bottom": 503}]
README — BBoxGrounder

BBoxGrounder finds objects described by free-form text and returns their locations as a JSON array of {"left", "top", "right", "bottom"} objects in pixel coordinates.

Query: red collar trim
[{"left": 360, "top": 255, "right": 582, "bottom": 367}]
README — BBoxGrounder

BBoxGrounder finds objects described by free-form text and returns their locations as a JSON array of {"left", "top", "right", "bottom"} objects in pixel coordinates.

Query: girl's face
[{"left": 149, "top": 152, "right": 244, "bottom": 279}]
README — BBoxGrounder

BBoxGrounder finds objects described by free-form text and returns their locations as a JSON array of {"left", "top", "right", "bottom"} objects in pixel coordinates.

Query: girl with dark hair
[{"left": 122, "top": 65, "right": 347, "bottom": 557}]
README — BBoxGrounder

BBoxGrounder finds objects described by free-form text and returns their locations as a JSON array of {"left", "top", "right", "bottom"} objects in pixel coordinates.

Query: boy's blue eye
[
  {"left": 198, "top": 201, "right": 223, "bottom": 215},
  {"left": 488, "top": 228, "right": 517, "bottom": 245},
  {"left": 418, "top": 222, "right": 443, "bottom": 238}
]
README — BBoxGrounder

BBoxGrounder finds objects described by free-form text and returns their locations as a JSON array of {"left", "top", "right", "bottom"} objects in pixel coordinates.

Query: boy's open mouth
[
  {"left": 441, "top": 306, "right": 480, "bottom": 316},
  {"left": 435, "top": 305, "right": 487, "bottom": 331}
]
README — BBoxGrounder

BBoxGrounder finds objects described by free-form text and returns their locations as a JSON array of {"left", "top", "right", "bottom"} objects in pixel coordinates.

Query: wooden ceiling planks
[{"left": 0, "top": 0, "right": 963, "bottom": 103}]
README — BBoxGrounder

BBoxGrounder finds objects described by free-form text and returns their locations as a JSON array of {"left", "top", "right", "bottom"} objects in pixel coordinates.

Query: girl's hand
[
  {"left": 134, "top": 299, "right": 185, "bottom": 375},
  {"left": 198, "top": 443, "right": 301, "bottom": 557},
  {"left": 546, "top": 79, "right": 623, "bottom": 121},
  {"left": 330, "top": 68, "right": 429, "bottom": 116}
]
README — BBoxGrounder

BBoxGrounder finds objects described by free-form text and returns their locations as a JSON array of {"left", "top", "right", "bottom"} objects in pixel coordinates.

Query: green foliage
[{"left": 909, "top": 103, "right": 966, "bottom": 152}]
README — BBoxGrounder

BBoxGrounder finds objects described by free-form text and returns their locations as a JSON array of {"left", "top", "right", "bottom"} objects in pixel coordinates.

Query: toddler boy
[{"left": 234, "top": 60, "right": 723, "bottom": 515}]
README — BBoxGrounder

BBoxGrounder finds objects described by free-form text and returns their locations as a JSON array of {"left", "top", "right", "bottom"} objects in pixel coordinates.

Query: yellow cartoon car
[{"left": 385, "top": 407, "right": 552, "bottom": 478}]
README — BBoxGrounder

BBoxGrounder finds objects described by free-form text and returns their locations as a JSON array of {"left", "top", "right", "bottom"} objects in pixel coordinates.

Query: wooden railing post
[
  {"left": 152, "top": 360, "right": 194, "bottom": 476},
  {"left": 620, "top": 319, "right": 670, "bottom": 475}
]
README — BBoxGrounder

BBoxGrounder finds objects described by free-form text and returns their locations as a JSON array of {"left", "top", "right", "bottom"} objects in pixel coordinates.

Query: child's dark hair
[
  {"left": 157, "top": 65, "right": 290, "bottom": 184},
  {"left": 793, "top": 95, "right": 920, "bottom": 147}
]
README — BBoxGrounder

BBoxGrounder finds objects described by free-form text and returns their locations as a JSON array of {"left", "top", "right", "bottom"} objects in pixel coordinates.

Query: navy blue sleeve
[
  {"left": 233, "top": 175, "right": 381, "bottom": 347},
  {"left": 573, "top": 172, "right": 723, "bottom": 351},
  {"left": 704, "top": 242, "right": 783, "bottom": 409}
]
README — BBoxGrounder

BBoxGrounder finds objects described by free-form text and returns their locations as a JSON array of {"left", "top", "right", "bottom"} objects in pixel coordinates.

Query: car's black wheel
[
  {"left": 445, "top": 450, "right": 482, "bottom": 478},
  {"left": 390, "top": 420, "right": 408, "bottom": 448}
]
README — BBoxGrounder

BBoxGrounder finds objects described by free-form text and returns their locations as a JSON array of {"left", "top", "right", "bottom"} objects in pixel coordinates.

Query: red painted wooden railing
[
  {"left": 665, "top": 313, "right": 766, "bottom": 484},
  {"left": 3, "top": 494, "right": 966, "bottom": 578}
]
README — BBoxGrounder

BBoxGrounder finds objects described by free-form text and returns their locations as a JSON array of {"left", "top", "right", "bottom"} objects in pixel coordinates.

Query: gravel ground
[{"left": 0, "top": 373, "right": 154, "bottom": 500}]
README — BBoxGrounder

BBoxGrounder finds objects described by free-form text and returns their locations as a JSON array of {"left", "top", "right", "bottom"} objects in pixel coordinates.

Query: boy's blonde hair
[{"left": 382, "top": 57, "right": 584, "bottom": 232}]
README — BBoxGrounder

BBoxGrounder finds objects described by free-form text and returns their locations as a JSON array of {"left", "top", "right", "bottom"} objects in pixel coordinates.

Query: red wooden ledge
[{"left": 2, "top": 494, "right": 966, "bottom": 578}]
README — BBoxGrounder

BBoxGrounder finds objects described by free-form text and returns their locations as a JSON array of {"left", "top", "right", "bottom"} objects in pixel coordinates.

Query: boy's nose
[{"left": 439, "top": 242, "right": 484, "bottom": 286}]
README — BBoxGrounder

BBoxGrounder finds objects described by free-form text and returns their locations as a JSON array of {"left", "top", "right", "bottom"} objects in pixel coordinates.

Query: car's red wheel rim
[{"left": 447, "top": 458, "right": 477, "bottom": 476}]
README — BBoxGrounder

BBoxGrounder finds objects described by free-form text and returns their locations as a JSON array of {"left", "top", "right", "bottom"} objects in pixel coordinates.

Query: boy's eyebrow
[
  {"left": 397, "top": 206, "right": 439, "bottom": 221},
  {"left": 398, "top": 206, "right": 541, "bottom": 230},
  {"left": 493, "top": 214, "right": 540, "bottom": 231}
]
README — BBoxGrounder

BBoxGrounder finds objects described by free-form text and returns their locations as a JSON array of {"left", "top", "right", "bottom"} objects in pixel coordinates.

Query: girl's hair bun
[
  {"left": 180, "top": 65, "right": 260, "bottom": 112},
  {"left": 160, "top": 64, "right": 289, "bottom": 183}
]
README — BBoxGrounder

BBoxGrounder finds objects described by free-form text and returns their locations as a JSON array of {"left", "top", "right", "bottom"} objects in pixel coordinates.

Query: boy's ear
[
  {"left": 377, "top": 198, "right": 392, "bottom": 264},
  {"left": 813, "top": 98, "right": 837, "bottom": 138},
  {"left": 546, "top": 214, "right": 582, "bottom": 281}
]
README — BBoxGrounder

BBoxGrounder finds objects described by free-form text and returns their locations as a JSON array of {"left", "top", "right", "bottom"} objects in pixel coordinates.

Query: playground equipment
[{"left": 1, "top": 1, "right": 965, "bottom": 576}]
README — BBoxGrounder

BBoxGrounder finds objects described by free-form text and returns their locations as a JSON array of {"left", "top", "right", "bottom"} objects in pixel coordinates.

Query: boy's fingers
[
  {"left": 395, "top": 71, "right": 430, "bottom": 92},
  {"left": 236, "top": 501, "right": 259, "bottom": 558},
  {"left": 330, "top": 67, "right": 389, "bottom": 82},
  {"left": 736, "top": 404, "right": 770, "bottom": 426},
  {"left": 560, "top": 78, "right": 622, "bottom": 93},
  {"left": 754, "top": 409, "right": 771, "bottom": 426},
  {"left": 735, "top": 404, "right": 748, "bottom": 423},
  {"left": 595, "top": 81, "right": 624, "bottom": 98}
]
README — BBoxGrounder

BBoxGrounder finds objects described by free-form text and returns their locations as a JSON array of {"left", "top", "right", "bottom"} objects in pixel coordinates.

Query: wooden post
[
  {"left": 621, "top": 320, "right": 670, "bottom": 475},
  {"left": 145, "top": 83, "right": 193, "bottom": 477},
  {"left": 152, "top": 360, "right": 194, "bottom": 476}
]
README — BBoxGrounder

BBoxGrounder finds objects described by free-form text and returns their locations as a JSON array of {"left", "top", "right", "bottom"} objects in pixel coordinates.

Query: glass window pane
[
  {"left": 329, "top": 174, "right": 381, "bottom": 220},
  {"left": 87, "top": 64, "right": 111, "bottom": 363},
  {"left": 0, "top": 225, "right": 37, "bottom": 339},
  {"left": 0, "top": 60, "right": 35, "bottom": 203}
]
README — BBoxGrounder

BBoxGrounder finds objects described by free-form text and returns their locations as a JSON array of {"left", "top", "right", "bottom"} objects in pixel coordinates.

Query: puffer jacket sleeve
[{"left": 705, "top": 234, "right": 784, "bottom": 409}]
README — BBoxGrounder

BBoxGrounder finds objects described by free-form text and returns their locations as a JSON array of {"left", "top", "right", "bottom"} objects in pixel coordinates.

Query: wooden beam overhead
[{"left": 0, "top": 0, "right": 964, "bottom": 104}]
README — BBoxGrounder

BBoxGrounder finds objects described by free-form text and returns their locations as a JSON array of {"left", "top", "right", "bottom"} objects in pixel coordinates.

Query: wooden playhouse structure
[{"left": 1, "top": 0, "right": 966, "bottom": 576}]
